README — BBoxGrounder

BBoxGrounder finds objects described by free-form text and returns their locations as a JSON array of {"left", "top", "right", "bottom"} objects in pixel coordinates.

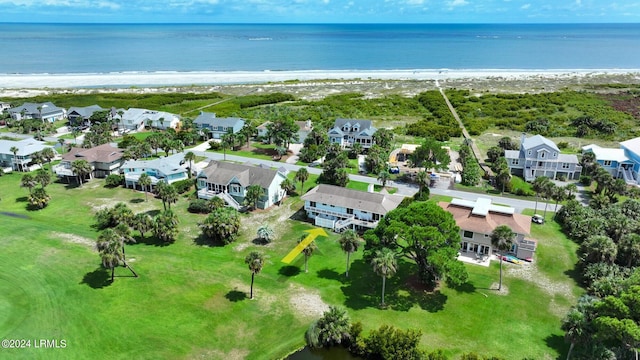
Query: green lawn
[{"left": 0, "top": 170, "right": 579, "bottom": 359}]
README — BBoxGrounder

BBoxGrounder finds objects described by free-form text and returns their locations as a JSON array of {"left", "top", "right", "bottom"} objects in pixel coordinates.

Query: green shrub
[
  {"left": 105, "top": 174, "right": 123, "bottom": 187},
  {"left": 172, "top": 179, "right": 194, "bottom": 194},
  {"left": 187, "top": 199, "right": 210, "bottom": 214},
  {"left": 557, "top": 141, "right": 569, "bottom": 149},
  {"left": 208, "top": 141, "right": 221, "bottom": 150},
  {"left": 580, "top": 175, "right": 592, "bottom": 186}
]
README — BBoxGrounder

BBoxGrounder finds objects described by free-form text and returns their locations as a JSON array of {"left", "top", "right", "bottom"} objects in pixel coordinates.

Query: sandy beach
[{"left": 1, "top": 69, "right": 639, "bottom": 99}]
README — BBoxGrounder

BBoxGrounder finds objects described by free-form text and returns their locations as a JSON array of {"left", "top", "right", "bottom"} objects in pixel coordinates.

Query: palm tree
[
  {"left": 562, "top": 308, "right": 588, "bottom": 360},
  {"left": 160, "top": 183, "right": 179, "bottom": 210},
  {"left": 279, "top": 178, "right": 295, "bottom": 203},
  {"left": 153, "top": 210, "right": 180, "bottom": 243},
  {"left": 207, "top": 196, "right": 226, "bottom": 212},
  {"left": 96, "top": 229, "right": 123, "bottom": 282},
  {"left": 138, "top": 173, "right": 152, "bottom": 202},
  {"left": 490, "top": 225, "right": 516, "bottom": 291},
  {"left": 298, "top": 234, "right": 317, "bottom": 273},
  {"left": 221, "top": 133, "right": 234, "bottom": 161},
  {"left": 244, "top": 251, "right": 265, "bottom": 300},
  {"left": 257, "top": 224, "right": 274, "bottom": 243},
  {"left": 295, "top": 168, "right": 309, "bottom": 194},
  {"left": 117, "top": 110, "right": 124, "bottom": 133},
  {"left": 31, "top": 150, "right": 44, "bottom": 170},
  {"left": 132, "top": 213, "right": 154, "bottom": 239},
  {"left": 40, "top": 147, "right": 56, "bottom": 174},
  {"left": 34, "top": 169, "right": 51, "bottom": 188},
  {"left": 10, "top": 146, "right": 19, "bottom": 171},
  {"left": 28, "top": 187, "right": 50, "bottom": 209},
  {"left": 71, "top": 159, "right": 92, "bottom": 186},
  {"left": 184, "top": 151, "right": 196, "bottom": 178},
  {"left": 57, "top": 138, "right": 66, "bottom": 154},
  {"left": 21, "top": 173, "right": 37, "bottom": 194},
  {"left": 532, "top": 176, "right": 551, "bottom": 215},
  {"left": 244, "top": 184, "right": 265, "bottom": 210},
  {"left": 377, "top": 170, "right": 390, "bottom": 188},
  {"left": 339, "top": 229, "right": 360, "bottom": 277},
  {"left": 114, "top": 223, "right": 136, "bottom": 263},
  {"left": 371, "top": 247, "right": 397, "bottom": 306},
  {"left": 541, "top": 181, "right": 555, "bottom": 219}
]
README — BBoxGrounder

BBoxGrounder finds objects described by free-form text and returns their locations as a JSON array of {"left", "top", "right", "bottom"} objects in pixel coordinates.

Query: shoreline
[{"left": 1, "top": 69, "right": 639, "bottom": 99}]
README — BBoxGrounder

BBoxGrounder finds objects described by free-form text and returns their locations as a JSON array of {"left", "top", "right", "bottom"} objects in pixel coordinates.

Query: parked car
[
  {"left": 388, "top": 166, "right": 400, "bottom": 174},
  {"left": 532, "top": 214, "right": 544, "bottom": 224}
]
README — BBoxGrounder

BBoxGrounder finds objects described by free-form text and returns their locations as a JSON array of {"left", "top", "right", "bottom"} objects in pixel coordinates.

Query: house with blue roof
[
  {"left": 505, "top": 134, "right": 581, "bottom": 181},
  {"left": 327, "top": 118, "right": 377, "bottom": 149},
  {"left": 67, "top": 105, "right": 104, "bottom": 126},
  {"left": 8, "top": 102, "right": 66, "bottom": 123},
  {"left": 193, "top": 112, "right": 245, "bottom": 140},
  {"left": 122, "top": 153, "right": 188, "bottom": 190}
]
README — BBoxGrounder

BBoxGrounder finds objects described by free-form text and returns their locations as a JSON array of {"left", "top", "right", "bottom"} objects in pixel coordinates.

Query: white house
[
  {"left": 0, "top": 138, "right": 58, "bottom": 172},
  {"left": 301, "top": 184, "right": 404, "bottom": 232},
  {"left": 328, "top": 118, "right": 377, "bottom": 149},
  {"left": 583, "top": 137, "right": 640, "bottom": 186},
  {"left": 120, "top": 108, "right": 180, "bottom": 131},
  {"left": 122, "top": 153, "right": 188, "bottom": 190},
  {"left": 196, "top": 160, "right": 287, "bottom": 210}
]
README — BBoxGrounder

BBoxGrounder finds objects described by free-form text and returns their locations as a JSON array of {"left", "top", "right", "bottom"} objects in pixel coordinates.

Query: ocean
[{"left": 1, "top": 23, "right": 639, "bottom": 75}]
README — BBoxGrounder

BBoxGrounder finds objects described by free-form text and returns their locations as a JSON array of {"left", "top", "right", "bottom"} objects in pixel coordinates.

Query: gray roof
[
  {"left": 8, "top": 102, "right": 64, "bottom": 116},
  {"left": 504, "top": 150, "right": 519, "bottom": 159},
  {"left": 302, "top": 184, "right": 403, "bottom": 215},
  {"left": 194, "top": 112, "right": 244, "bottom": 128},
  {"left": 198, "top": 160, "right": 283, "bottom": 188},
  {"left": 522, "top": 135, "right": 559, "bottom": 151},
  {"left": 333, "top": 118, "right": 373, "bottom": 130},
  {"left": 68, "top": 105, "right": 103, "bottom": 118},
  {"left": 122, "top": 153, "right": 186, "bottom": 176},
  {"left": 0, "top": 138, "right": 56, "bottom": 156},
  {"left": 557, "top": 153, "right": 579, "bottom": 164}
]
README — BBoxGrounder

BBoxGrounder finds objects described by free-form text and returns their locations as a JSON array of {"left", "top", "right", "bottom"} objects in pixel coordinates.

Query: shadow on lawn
[
  {"left": 81, "top": 268, "right": 112, "bottom": 289},
  {"left": 192, "top": 233, "right": 225, "bottom": 247},
  {"left": 329, "top": 259, "right": 449, "bottom": 313},
  {"left": 134, "top": 235, "right": 172, "bottom": 247},
  {"left": 16, "top": 196, "right": 28, "bottom": 203},
  {"left": 225, "top": 290, "right": 248, "bottom": 302},
  {"left": 129, "top": 198, "right": 144, "bottom": 204},
  {"left": 279, "top": 265, "right": 301, "bottom": 277},
  {"left": 544, "top": 334, "right": 568, "bottom": 359}
]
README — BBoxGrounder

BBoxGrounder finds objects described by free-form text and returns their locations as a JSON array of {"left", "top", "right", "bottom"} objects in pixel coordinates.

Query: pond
[{"left": 286, "top": 346, "right": 361, "bottom": 360}]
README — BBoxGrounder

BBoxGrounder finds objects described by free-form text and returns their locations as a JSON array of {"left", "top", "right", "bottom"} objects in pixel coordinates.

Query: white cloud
[
  {"left": 406, "top": 0, "right": 424, "bottom": 5},
  {"left": 448, "top": 0, "right": 468, "bottom": 7},
  {"left": 521, "top": 3, "right": 530, "bottom": 9},
  {"left": 322, "top": 0, "right": 329, "bottom": 4}
]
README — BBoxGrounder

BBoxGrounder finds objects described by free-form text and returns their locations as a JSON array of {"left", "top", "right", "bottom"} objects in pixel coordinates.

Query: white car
[{"left": 532, "top": 214, "right": 544, "bottom": 224}]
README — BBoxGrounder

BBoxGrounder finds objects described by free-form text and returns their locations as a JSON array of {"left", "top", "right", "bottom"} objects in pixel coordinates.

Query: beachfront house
[
  {"left": 53, "top": 143, "right": 124, "bottom": 180},
  {"left": 505, "top": 134, "right": 581, "bottom": 181},
  {"left": 196, "top": 160, "right": 287, "bottom": 210},
  {"left": 120, "top": 108, "right": 180, "bottom": 131},
  {"left": 67, "top": 105, "right": 104, "bottom": 127},
  {"left": 8, "top": 102, "right": 66, "bottom": 123},
  {"left": 582, "top": 137, "right": 640, "bottom": 186},
  {"left": 194, "top": 112, "right": 245, "bottom": 140},
  {"left": 438, "top": 198, "right": 537, "bottom": 261},
  {"left": 122, "top": 153, "right": 188, "bottom": 190},
  {"left": 0, "top": 138, "right": 58, "bottom": 172},
  {"left": 328, "top": 118, "right": 377, "bottom": 149},
  {"left": 301, "top": 184, "right": 403, "bottom": 232}
]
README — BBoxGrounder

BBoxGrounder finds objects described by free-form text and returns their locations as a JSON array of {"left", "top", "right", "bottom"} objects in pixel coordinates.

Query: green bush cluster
[
  {"left": 104, "top": 174, "right": 123, "bottom": 187},
  {"left": 172, "top": 179, "right": 194, "bottom": 194},
  {"left": 187, "top": 199, "right": 210, "bottom": 214}
]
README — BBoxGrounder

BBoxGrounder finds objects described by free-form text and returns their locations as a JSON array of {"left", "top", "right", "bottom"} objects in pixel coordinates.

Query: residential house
[
  {"left": 196, "top": 160, "right": 287, "bottom": 210},
  {"left": 8, "top": 102, "right": 66, "bottom": 123},
  {"left": 0, "top": 102, "right": 10, "bottom": 111},
  {"left": 328, "top": 118, "right": 377, "bottom": 149},
  {"left": 583, "top": 137, "right": 640, "bottom": 186},
  {"left": 122, "top": 153, "right": 188, "bottom": 190},
  {"left": 194, "top": 112, "right": 245, "bottom": 140},
  {"left": 67, "top": 105, "right": 104, "bottom": 126},
  {"left": 120, "top": 108, "right": 180, "bottom": 131},
  {"left": 505, "top": 134, "right": 581, "bottom": 181},
  {"left": 295, "top": 120, "right": 313, "bottom": 144},
  {"left": 53, "top": 143, "right": 124, "bottom": 180},
  {"left": 301, "top": 184, "right": 404, "bottom": 232},
  {"left": 0, "top": 138, "right": 58, "bottom": 172},
  {"left": 438, "top": 198, "right": 537, "bottom": 260},
  {"left": 256, "top": 121, "right": 271, "bottom": 140}
]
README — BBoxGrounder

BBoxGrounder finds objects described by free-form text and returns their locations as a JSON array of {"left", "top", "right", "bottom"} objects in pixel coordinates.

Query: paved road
[{"left": 189, "top": 145, "right": 557, "bottom": 214}]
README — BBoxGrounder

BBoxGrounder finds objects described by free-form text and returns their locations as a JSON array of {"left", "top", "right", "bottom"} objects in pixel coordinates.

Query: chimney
[{"left": 520, "top": 132, "right": 526, "bottom": 148}]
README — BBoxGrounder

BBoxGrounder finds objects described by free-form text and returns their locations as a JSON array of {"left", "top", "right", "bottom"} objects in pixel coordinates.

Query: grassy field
[{"left": 0, "top": 169, "right": 580, "bottom": 360}]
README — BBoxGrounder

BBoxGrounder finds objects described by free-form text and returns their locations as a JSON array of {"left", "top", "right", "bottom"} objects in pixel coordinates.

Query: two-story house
[
  {"left": 194, "top": 112, "right": 245, "bottom": 140},
  {"left": 196, "top": 160, "right": 287, "bottom": 210},
  {"left": 53, "top": 143, "right": 124, "bottom": 180},
  {"left": 8, "top": 102, "right": 66, "bottom": 123},
  {"left": 67, "top": 105, "right": 104, "bottom": 127},
  {"left": 301, "top": 184, "right": 404, "bottom": 232},
  {"left": 122, "top": 153, "right": 188, "bottom": 190},
  {"left": 505, "top": 134, "right": 581, "bottom": 181},
  {"left": 327, "top": 118, "right": 377, "bottom": 149},
  {"left": 438, "top": 198, "right": 537, "bottom": 261},
  {"left": 583, "top": 137, "right": 640, "bottom": 186},
  {"left": 120, "top": 108, "right": 180, "bottom": 131},
  {"left": 0, "top": 138, "right": 58, "bottom": 172}
]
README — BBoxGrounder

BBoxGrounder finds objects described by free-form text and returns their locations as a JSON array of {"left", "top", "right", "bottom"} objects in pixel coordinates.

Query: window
[
  {"left": 603, "top": 160, "right": 612, "bottom": 166},
  {"left": 309, "top": 201, "right": 316, "bottom": 207},
  {"left": 562, "top": 163, "right": 570, "bottom": 169},
  {"left": 484, "top": 234, "right": 489, "bottom": 238},
  {"left": 347, "top": 208, "right": 353, "bottom": 215},
  {"left": 511, "top": 159, "right": 519, "bottom": 165},
  {"left": 540, "top": 152, "right": 546, "bottom": 158},
  {"left": 463, "top": 230, "right": 473, "bottom": 239},
  {"left": 527, "top": 150, "right": 532, "bottom": 155},
  {"left": 553, "top": 152, "right": 557, "bottom": 157}
]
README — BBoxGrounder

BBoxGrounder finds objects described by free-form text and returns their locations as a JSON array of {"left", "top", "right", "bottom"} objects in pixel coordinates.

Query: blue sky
[{"left": 0, "top": 0, "right": 638, "bottom": 23}]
